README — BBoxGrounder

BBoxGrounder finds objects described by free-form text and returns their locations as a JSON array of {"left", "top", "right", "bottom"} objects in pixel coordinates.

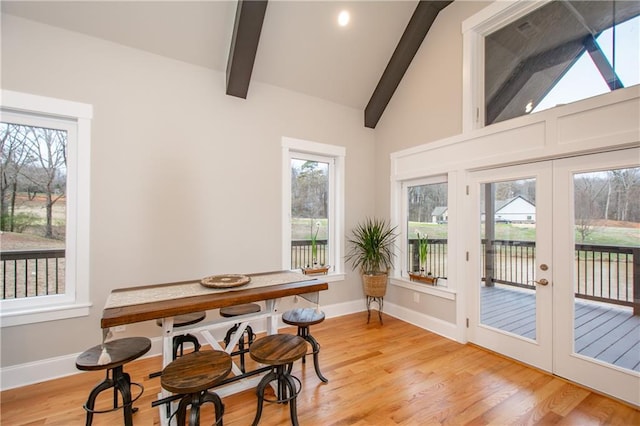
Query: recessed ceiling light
[{"left": 338, "top": 10, "right": 350, "bottom": 27}]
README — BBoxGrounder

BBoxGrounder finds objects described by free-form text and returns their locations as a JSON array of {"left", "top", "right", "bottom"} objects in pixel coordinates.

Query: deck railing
[
  {"left": 480, "top": 240, "right": 638, "bottom": 312},
  {"left": 407, "top": 238, "right": 448, "bottom": 278},
  {"left": 574, "top": 244, "right": 639, "bottom": 310},
  {"left": 3, "top": 241, "right": 637, "bottom": 313},
  {"left": 1, "top": 249, "right": 66, "bottom": 299},
  {"left": 291, "top": 239, "right": 328, "bottom": 270}
]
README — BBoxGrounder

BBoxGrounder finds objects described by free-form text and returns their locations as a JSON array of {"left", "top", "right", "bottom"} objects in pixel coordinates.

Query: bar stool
[
  {"left": 282, "top": 307, "right": 328, "bottom": 383},
  {"left": 157, "top": 311, "right": 206, "bottom": 359},
  {"left": 249, "top": 334, "right": 307, "bottom": 426},
  {"left": 161, "top": 350, "right": 231, "bottom": 426},
  {"left": 75, "top": 337, "right": 151, "bottom": 426},
  {"left": 149, "top": 312, "right": 206, "bottom": 379},
  {"left": 220, "top": 303, "right": 261, "bottom": 373}
]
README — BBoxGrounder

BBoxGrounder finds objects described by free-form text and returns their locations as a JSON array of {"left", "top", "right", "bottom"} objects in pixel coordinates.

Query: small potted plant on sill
[
  {"left": 303, "top": 221, "right": 330, "bottom": 275},
  {"left": 346, "top": 217, "right": 398, "bottom": 298},
  {"left": 408, "top": 231, "right": 438, "bottom": 284},
  {"left": 417, "top": 231, "right": 429, "bottom": 276}
]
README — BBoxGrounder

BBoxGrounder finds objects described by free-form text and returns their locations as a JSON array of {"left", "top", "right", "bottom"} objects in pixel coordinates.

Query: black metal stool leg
[
  {"left": 226, "top": 323, "right": 254, "bottom": 373},
  {"left": 189, "top": 393, "right": 201, "bottom": 426},
  {"left": 282, "top": 369, "right": 299, "bottom": 426},
  {"left": 201, "top": 390, "right": 225, "bottom": 426},
  {"left": 297, "top": 326, "right": 328, "bottom": 382},
  {"left": 223, "top": 324, "right": 239, "bottom": 347},
  {"left": 113, "top": 368, "right": 134, "bottom": 426},
  {"left": 84, "top": 374, "right": 114, "bottom": 426},
  {"left": 175, "top": 395, "right": 190, "bottom": 425},
  {"left": 252, "top": 370, "right": 277, "bottom": 426}
]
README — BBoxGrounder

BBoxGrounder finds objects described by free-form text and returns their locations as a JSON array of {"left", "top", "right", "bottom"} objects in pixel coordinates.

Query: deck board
[{"left": 480, "top": 285, "right": 640, "bottom": 372}]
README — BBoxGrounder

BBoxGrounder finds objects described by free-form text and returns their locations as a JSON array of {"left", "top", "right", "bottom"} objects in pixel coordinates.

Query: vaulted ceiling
[{"left": 2, "top": 1, "right": 453, "bottom": 128}]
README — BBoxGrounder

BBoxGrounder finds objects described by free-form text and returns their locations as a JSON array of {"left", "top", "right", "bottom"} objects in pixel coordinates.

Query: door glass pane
[
  {"left": 573, "top": 167, "right": 640, "bottom": 371},
  {"left": 480, "top": 179, "right": 537, "bottom": 339}
]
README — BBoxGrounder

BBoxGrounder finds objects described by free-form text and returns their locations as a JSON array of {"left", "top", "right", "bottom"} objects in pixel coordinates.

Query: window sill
[
  {"left": 298, "top": 270, "right": 346, "bottom": 283},
  {"left": 390, "top": 276, "right": 456, "bottom": 300},
  {"left": 0, "top": 302, "right": 92, "bottom": 327}
]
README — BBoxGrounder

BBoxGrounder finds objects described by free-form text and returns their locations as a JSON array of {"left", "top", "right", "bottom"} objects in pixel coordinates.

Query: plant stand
[{"left": 366, "top": 296, "right": 383, "bottom": 324}]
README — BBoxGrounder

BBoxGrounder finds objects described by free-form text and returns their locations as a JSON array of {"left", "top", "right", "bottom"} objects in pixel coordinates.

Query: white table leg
[
  {"left": 160, "top": 317, "right": 175, "bottom": 426},
  {"left": 265, "top": 299, "right": 279, "bottom": 335}
]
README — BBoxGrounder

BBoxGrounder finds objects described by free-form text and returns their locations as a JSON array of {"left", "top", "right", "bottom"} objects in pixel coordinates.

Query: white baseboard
[
  {"left": 0, "top": 299, "right": 457, "bottom": 391},
  {"left": 384, "top": 301, "right": 460, "bottom": 342}
]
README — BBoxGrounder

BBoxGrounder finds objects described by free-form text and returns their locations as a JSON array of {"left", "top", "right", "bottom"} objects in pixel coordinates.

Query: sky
[{"left": 533, "top": 15, "right": 639, "bottom": 113}]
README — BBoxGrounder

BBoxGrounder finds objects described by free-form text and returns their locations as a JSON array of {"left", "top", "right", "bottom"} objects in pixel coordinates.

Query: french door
[
  {"left": 467, "top": 148, "right": 640, "bottom": 406},
  {"left": 467, "top": 161, "right": 554, "bottom": 371}
]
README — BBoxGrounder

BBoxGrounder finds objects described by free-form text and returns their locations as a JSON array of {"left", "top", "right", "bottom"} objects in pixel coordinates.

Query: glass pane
[
  {"left": 406, "top": 182, "right": 447, "bottom": 286},
  {"left": 290, "top": 158, "right": 329, "bottom": 269},
  {"left": 0, "top": 122, "right": 67, "bottom": 299},
  {"left": 573, "top": 167, "right": 640, "bottom": 372},
  {"left": 480, "top": 179, "right": 537, "bottom": 339},
  {"left": 485, "top": 1, "right": 640, "bottom": 125}
]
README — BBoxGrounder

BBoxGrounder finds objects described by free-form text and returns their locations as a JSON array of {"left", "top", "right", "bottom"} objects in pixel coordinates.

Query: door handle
[{"left": 534, "top": 278, "right": 549, "bottom": 286}]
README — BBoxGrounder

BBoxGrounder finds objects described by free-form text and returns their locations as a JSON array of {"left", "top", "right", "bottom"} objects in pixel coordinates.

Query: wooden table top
[{"left": 101, "top": 271, "right": 328, "bottom": 329}]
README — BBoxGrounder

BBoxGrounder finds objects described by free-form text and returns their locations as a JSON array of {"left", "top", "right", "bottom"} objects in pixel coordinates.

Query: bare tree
[
  {"left": 608, "top": 168, "right": 640, "bottom": 222},
  {"left": 22, "top": 127, "right": 67, "bottom": 238},
  {"left": 574, "top": 174, "right": 607, "bottom": 242},
  {"left": 0, "top": 123, "right": 32, "bottom": 231},
  {"left": 408, "top": 183, "right": 447, "bottom": 223}
]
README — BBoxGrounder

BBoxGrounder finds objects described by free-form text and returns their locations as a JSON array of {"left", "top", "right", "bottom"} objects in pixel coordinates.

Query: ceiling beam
[
  {"left": 226, "top": 0, "right": 268, "bottom": 99},
  {"left": 364, "top": 0, "right": 452, "bottom": 129},
  {"left": 486, "top": 36, "right": 586, "bottom": 125},
  {"left": 584, "top": 35, "right": 623, "bottom": 91}
]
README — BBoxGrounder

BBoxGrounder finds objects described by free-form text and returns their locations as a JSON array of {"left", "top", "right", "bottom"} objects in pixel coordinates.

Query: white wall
[
  {"left": 373, "top": 2, "right": 491, "bottom": 324},
  {"left": 0, "top": 14, "right": 375, "bottom": 369}
]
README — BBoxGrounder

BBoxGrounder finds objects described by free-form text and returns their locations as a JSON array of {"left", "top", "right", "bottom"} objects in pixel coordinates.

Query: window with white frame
[
  {"left": 463, "top": 0, "right": 640, "bottom": 130},
  {"left": 0, "top": 91, "right": 91, "bottom": 326},
  {"left": 282, "top": 137, "right": 345, "bottom": 275},
  {"left": 402, "top": 176, "right": 448, "bottom": 286}
]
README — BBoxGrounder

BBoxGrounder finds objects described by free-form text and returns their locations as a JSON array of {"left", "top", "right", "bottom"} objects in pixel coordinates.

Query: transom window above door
[{"left": 464, "top": 0, "right": 640, "bottom": 129}]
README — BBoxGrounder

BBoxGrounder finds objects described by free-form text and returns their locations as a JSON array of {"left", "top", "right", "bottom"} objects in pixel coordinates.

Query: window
[
  {"left": 0, "top": 91, "right": 92, "bottom": 326},
  {"left": 463, "top": 0, "right": 640, "bottom": 129},
  {"left": 281, "top": 137, "right": 345, "bottom": 277},
  {"left": 402, "top": 176, "right": 448, "bottom": 287}
]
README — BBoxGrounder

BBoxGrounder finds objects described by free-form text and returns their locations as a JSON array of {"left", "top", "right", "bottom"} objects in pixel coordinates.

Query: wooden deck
[{"left": 481, "top": 284, "right": 640, "bottom": 372}]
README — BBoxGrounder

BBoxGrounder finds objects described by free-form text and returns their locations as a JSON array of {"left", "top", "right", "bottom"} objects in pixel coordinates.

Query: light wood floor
[{"left": 1, "top": 312, "right": 639, "bottom": 425}]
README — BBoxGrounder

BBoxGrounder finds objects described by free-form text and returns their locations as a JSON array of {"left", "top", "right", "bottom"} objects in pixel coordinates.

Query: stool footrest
[
  {"left": 83, "top": 382, "right": 144, "bottom": 415},
  {"left": 258, "top": 372, "right": 302, "bottom": 404}
]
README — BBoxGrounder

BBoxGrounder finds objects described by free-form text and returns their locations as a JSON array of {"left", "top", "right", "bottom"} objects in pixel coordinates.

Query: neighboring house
[
  {"left": 431, "top": 206, "right": 448, "bottom": 224},
  {"left": 495, "top": 196, "right": 536, "bottom": 223}
]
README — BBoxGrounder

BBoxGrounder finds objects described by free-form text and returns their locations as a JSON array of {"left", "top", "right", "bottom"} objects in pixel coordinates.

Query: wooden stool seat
[
  {"left": 219, "top": 303, "right": 261, "bottom": 317},
  {"left": 155, "top": 311, "right": 206, "bottom": 328},
  {"left": 282, "top": 307, "right": 325, "bottom": 327},
  {"left": 76, "top": 337, "right": 151, "bottom": 426},
  {"left": 249, "top": 334, "right": 307, "bottom": 426},
  {"left": 220, "top": 303, "right": 261, "bottom": 373},
  {"left": 161, "top": 350, "right": 231, "bottom": 426},
  {"left": 282, "top": 308, "right": 328, "bottom": 383}
]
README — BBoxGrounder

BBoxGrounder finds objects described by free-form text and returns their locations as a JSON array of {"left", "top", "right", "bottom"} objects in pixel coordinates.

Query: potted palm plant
[{"left": 346, "top": 217, "right": 398, "bottom": 298}]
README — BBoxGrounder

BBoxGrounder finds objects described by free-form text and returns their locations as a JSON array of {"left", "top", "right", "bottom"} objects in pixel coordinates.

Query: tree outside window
[{"left": 1, "top": 122, "right": 67, "bottom": 299}]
